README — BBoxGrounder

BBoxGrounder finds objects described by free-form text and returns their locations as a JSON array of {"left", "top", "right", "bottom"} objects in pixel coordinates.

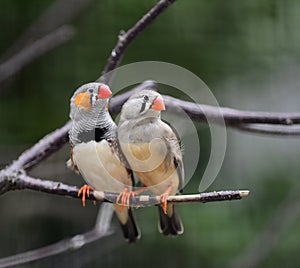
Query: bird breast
[
  {"left": 72, "top": 140, "right": 132, "bottom": 192},
  {"left": 119, "top": 140, "right": 179, "bottom": 196}
]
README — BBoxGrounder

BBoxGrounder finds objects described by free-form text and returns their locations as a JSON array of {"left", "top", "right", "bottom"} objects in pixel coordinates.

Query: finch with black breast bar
[{"left": 68, "top": 82, "right": 140, "bottom": 243}]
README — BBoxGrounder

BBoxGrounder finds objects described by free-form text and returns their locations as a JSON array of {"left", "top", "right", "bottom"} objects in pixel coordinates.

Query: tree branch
[
  {"left": 163, "top": 95, "right": 300, "bottom": 136},
  {"left": 100, "top": 0, "right": 176, "bottom": 83},
  {"left": 0, "top": 229, "right": 112, "bottom": 268},
  {"left": 0, "top": 203, "right": 114, "bottom": 268},
  {"left": 0, "top": 173, "right": 249, "bottom": 205},
  {"left": 233, "top": 124, "right": 300, "bottom": 136},
  {"left": 0, "top": 25, "right": 76, "bottom": 86},
  {"left": 1, "top": 0, "right": 93, "bottom": 62},
  {"left": 163, "top": 95, "right": 300, "bottom": 125},
  {"left": 0, "top": 121, "right": 72, "bottom": 177}
]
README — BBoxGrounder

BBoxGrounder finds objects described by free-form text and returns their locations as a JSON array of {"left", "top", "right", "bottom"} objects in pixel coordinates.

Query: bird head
[
  {"left": 119, "top": 89, "right": 165, "bottom": 122},
  {"left": 70, "top": 82, "right": 112, "bottom": 121}
]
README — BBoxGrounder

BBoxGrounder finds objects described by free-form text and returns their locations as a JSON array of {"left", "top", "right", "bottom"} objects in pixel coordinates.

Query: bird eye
[
  {"left": 88, "top": 89, "right": 93, "bottom": 93},
  {"left": 143, "top": 95, "right": 149, "bottom": 101}
]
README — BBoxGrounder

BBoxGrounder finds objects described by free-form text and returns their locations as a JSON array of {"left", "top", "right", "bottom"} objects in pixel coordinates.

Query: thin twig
[
  {"left": 0, "top": 204, "right": 114, "bottom": 268},
  {"left": 0, "top": 25, "right": 76, "bottom": 85},
  {"left": 0, "top": 173, "right": 249, "bottom": 205},
  {"left": 95, "top": 190, "right": 249, "bottom": 205},
  {"left": 163, "top": 95, "right": 300, "bottom": 135},
  {"left": 1, "top": 0, "right": 93, "bottom": 62},
  {"left": 111, "top": 91, "right": 300, "bottom": 131},
  {"left": 112, "top": 93, "right": 300, "bottom": 135},
  {"left": 163, "top": 95, "right": 300, "bottom": 126},
  {"left": 0, "top": 121, "right": 72, "bottom": 177},
  {"left": 100, "top": 0, "right": 176, "bottom": 83},
  {"left": 234, "top": 124, "right": 300, "bottom": 136},
  {"left": 0, "top": 230, "right": 112, "bottom": 268}
]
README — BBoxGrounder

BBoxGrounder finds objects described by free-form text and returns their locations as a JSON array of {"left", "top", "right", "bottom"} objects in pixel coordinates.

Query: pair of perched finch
[{"left": 69, "top": 82, "right": 184, "bottom": 243}]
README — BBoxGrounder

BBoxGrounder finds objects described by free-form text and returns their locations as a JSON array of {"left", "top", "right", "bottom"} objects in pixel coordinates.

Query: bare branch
[
  {"left": 0, "top": 25, "right": 76, "bottom": 86},
  {"left": 0, "top": 229, "right": 112, "bottom": 268},
  {"left": 95, "top": 189, "right": 249, "bottom": 205},
  {"left": 233, "top": 124, "right": 300, "bottom": 136},
  {"left": 100, "top": 0, "right": 176, "bottom": 83},
  {"left": 0, "top": 173, "right": 249, "bottom": 205},
  {"left": 112, "top": 93, "right": 300, "bottom": 136},
  {"left": 0, "top": 121, "right": 71, "bottom": 178},
  {"left": 0, "top": 204, "right": 114, "bottom": 268},
  {"left": 163, "top": 95, "right": 300, "bottom": 126},
  {"left": 163, "top": 95, "right": 300, "bottom": 136},
  {"left": 1, "top": 0, "right": 93, "bottom": 61}
]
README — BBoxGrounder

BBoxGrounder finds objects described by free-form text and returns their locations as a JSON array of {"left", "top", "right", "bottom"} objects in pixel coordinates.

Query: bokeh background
[{"left": 1, "top": 0, "right": 300, "bottom": 267}]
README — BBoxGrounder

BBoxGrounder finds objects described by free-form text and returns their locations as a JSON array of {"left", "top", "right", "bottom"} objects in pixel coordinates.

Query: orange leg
[
  {"left": 78, "top": 185, "right": 94, "bottom": 207},
  {"left": 132, "top": 186, "right": 148, "bottom": 195},
  {"left": 159, "top": 185, "right": 173, "bottom": 214},
  {"left": 116, "top": 187, "right": 148, "bottom": 213},
  {"left": 116, "top": 188, "right": 133, "bottom": 213}
]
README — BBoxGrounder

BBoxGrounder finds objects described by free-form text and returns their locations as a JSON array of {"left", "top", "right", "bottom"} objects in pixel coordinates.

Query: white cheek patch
[{"left": 91, "top": 94, "right": 98, "bottom": 106}]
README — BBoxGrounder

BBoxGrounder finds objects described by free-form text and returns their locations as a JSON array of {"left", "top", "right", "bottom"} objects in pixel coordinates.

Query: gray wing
[
  {"left": 109, "top": 137, "right": 136, "bottom": 188},
  {"left": 162, "top": 120, "right": 184, "bottom": 193},
  {"left": 174, "top": 154, "right": 184, "bottom": 193}
]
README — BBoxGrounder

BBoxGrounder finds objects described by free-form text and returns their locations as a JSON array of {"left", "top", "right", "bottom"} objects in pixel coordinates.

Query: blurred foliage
[{"left": 1, "top": 0, "right": 300, "bottom": 267}]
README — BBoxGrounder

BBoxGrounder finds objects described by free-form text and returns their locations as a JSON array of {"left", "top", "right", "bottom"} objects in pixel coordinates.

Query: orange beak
[
  {"left": 151, "top": 95, "right": 166, "bottom": 111},
  {"left": 98, "top": 84, "right": 112, "bottom": 99}
]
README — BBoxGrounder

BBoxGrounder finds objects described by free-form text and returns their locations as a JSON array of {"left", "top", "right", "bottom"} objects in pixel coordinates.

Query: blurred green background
[{"left": 1, "top": 0, "right": 300, "bottom": 267}]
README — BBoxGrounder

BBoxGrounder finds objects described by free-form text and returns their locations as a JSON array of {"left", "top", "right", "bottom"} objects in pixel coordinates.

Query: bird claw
[
  {"left": 78, "top": 185, "right": 94, "bottom": 207},
  {"left": 116, "top": 188, "right": 135, "bottom": 213},
  {"left": 116, "top": 187, "right": 148, "bottom": 212},
  {"left": 159, "top": 185, "right": 173, "bottom": 214},
  {"left": 160, "top": 193, "right": 168, "bottom": 214}
]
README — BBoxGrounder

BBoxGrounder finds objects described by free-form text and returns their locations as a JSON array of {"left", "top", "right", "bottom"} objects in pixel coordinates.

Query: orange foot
[
  {"left": 116, "top": 187, "right": 147, "bottom": 213},
  {"left": 159, "top": 185, "right": 173, "bottom": 214},
  {"left": 78, "top": 185, "right": 94, "bottom": 207},
  {"left": 116, "top": 188, "right": 134, "bottom": 213}
]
